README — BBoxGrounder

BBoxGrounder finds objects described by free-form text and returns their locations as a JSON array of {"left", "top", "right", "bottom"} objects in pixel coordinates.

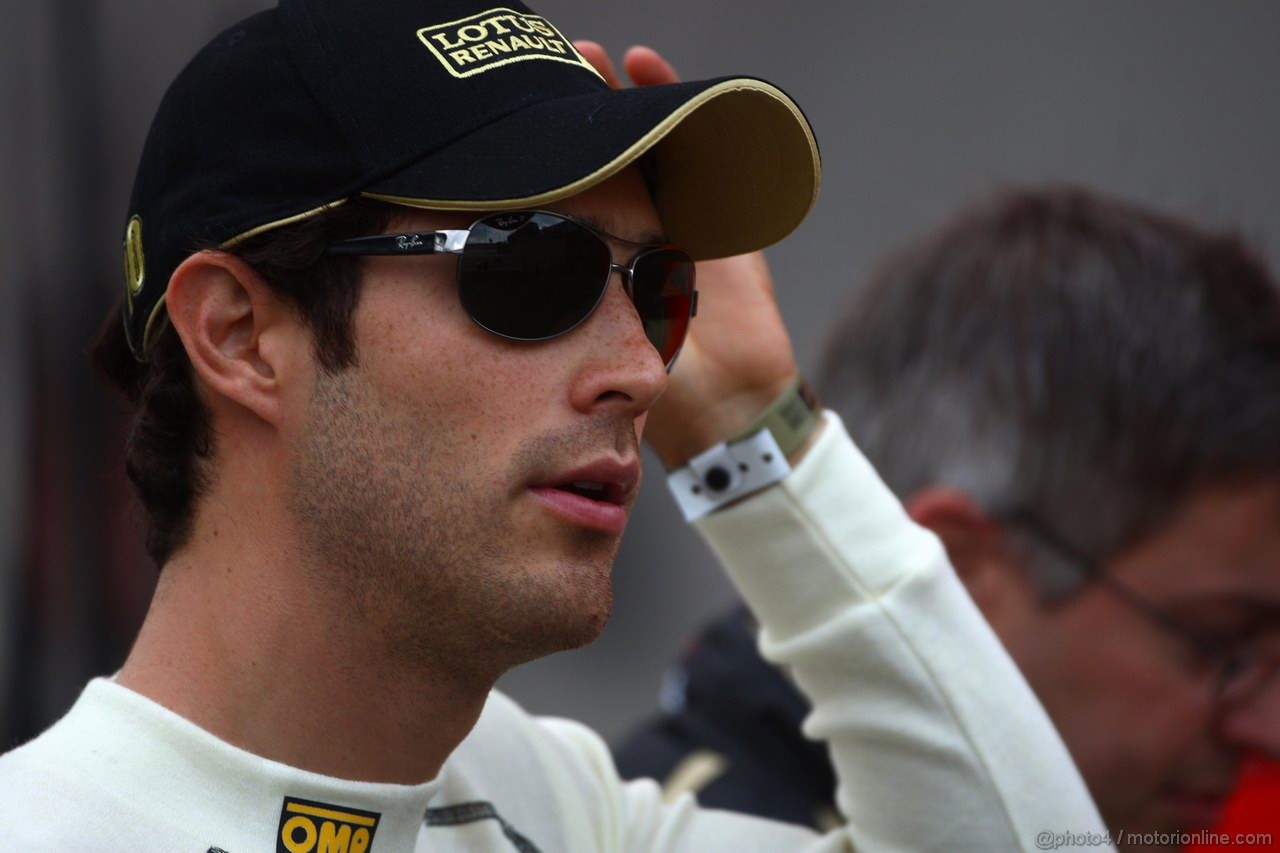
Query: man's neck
[{"left": 117, "top": 525, "right": 492, "bottom": 785}]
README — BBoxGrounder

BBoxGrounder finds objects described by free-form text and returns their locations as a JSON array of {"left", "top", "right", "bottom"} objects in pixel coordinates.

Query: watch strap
[{"left": 729, "top": 376, "right": 822, "bottom": 457}]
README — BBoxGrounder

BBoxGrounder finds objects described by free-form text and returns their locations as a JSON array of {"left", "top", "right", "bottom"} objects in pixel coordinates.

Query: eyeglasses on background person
[{"left": 1002, "top": 509, "right": 1280, "bottom": 708}]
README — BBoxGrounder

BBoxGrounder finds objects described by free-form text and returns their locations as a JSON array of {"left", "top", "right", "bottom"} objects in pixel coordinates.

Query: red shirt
[{"left": 1186, "top": 758, "right": 1279, "bottom": 850}]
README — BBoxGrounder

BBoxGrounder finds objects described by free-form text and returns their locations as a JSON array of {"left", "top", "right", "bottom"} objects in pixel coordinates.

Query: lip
[{"left": 528, "top": 458, "right": 640, "bottom": 537}]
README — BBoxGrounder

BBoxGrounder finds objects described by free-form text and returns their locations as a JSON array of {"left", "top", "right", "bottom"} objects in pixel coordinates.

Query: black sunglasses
[{"left": 327, "top": 210, "right": 698, "bottom": 368}]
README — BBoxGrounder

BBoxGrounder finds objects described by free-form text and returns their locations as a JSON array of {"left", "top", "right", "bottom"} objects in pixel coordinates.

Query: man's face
[
  {"left": 284, "top": 168, "right": 669, "bottom": 681},
  {"left": 998, "top": 483, "right": 1280, "bottom": 848}
]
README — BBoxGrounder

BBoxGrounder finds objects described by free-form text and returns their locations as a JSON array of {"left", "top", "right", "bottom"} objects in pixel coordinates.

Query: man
[
  {"left": 616, "top": 187, "right": 1280, "bottom": 848},
  {"left": 0, "top": 1, "right": 1108, "bottom": 849}
]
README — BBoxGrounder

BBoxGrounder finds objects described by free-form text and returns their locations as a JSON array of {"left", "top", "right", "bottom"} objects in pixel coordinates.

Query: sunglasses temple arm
[{"left": 325, "top": 229, "right": 469, "bottom": 256}]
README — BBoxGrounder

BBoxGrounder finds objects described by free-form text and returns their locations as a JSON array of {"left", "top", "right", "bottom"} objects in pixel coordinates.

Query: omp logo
[
  {"left": 276, "top": 797, "right": 380, "bottom": 853},
  {"left": 417, "top": 8, "right": 600, "bottom": 79}
]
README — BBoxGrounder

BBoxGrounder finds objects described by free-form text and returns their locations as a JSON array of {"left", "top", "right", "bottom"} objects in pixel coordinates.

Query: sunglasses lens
[
  {"left": 458, "top": 212, "right": 695, "bottom": 367},
  {"left": 459, "top": 212, "right": 611, "bottom": 341},
  {"left": 632, "top": 248, "right": 696, "bottom": 365}
]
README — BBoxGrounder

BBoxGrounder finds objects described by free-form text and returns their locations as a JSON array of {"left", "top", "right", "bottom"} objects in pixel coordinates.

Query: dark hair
[
  {"left": 818, "top": 186, "right": 1280, "bottom": 595},
  {"left": 92, "top": 198, "right": 398, "bottom": 567}
]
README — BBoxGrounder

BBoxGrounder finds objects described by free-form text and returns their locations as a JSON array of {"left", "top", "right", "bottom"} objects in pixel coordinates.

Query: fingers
[
  {"left": 623, "top": 46, "right": 681, "bottom": 86},
  {"left": 574, "top": 40, "right": 624, "bottom": 89},
  {"left": 573, "top": 41, "right": 682, "bottom": 88}
]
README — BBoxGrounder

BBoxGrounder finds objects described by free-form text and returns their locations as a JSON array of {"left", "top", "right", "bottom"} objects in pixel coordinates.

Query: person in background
[{"left": 617, "top": 186, "right": 1280, "bottom": 850}]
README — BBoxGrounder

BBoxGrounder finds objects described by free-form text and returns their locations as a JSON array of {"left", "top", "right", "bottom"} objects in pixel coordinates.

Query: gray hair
[{"left": 818, "top": 187, "right": 1280, "bottom": 595}]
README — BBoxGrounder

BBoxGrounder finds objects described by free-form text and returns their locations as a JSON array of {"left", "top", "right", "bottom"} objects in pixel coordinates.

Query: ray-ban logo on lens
[
  {"left": 417, "top": 8, "right": 601, "bottom": 80},
  {"left": 276, "top": 797, "right": 380, "bottom": 853},
  {"left": 493, "top": 213, "right": 531, "bottom": 230}
]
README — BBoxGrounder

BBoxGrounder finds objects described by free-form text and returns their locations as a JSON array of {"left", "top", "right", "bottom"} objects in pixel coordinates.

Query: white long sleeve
[{"left": 693, "top": 412, "right": 1109, "bottom": 850}]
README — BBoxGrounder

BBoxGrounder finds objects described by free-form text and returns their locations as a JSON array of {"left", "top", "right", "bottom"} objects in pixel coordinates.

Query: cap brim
[{"left": 361, "top": 77, "right": 821, "bottom": 260}]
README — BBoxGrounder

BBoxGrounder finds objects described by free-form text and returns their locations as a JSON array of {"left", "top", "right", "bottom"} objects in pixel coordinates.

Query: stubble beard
[{"left": 285, "top": 367, "right": 628, "bottom": 690}]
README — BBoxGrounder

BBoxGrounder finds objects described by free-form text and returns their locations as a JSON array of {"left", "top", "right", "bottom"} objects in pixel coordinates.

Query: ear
[
  {"left": 903, "top": 486, "right": 1035, "bottom": 622},
  {"left": 165, "top": 250, "right": 307, "bottom": 427}
]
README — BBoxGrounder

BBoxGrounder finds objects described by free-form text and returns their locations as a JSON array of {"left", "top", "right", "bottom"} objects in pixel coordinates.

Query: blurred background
[{"left": 3, "top": 0, "right": 1279, "bottom": 750}]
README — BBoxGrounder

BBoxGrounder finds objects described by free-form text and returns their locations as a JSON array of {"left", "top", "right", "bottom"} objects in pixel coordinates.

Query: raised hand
[{"left": 576, "top": 42, "right": 802, "bottom": 468}]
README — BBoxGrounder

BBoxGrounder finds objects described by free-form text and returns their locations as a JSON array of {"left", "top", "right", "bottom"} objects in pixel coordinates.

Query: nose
[
  {"left": 567, "top": 274, "right": 668, "bottom": 418},
  {"left": 1217, "top": 676, "right": 1280, "bottom": 759}
]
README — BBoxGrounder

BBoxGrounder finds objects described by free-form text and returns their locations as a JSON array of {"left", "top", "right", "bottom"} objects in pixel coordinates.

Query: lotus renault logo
[
  {"left": 276, "top": 797, "right": 380, "bottom": 853},
  {"left": 417, "top": 7, "right": 601, "bottom": 80}
]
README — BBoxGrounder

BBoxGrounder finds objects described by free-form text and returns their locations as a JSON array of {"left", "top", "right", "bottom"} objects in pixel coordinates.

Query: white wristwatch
[{"left": 666, "top": 377, "right": 821, "bottom": 522}]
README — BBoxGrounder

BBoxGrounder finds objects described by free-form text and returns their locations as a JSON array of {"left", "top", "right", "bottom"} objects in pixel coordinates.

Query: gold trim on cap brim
[
  {"left": 221, "top": 198, "right": 351, "bottom": 248},
  {"left": 363, "top": 79, "right": 821, "bottom": 260}
]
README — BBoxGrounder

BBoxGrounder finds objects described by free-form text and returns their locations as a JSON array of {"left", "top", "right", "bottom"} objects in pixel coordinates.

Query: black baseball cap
[{"left": 121, "top": 0, "right": 822, "bottom": 356}]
